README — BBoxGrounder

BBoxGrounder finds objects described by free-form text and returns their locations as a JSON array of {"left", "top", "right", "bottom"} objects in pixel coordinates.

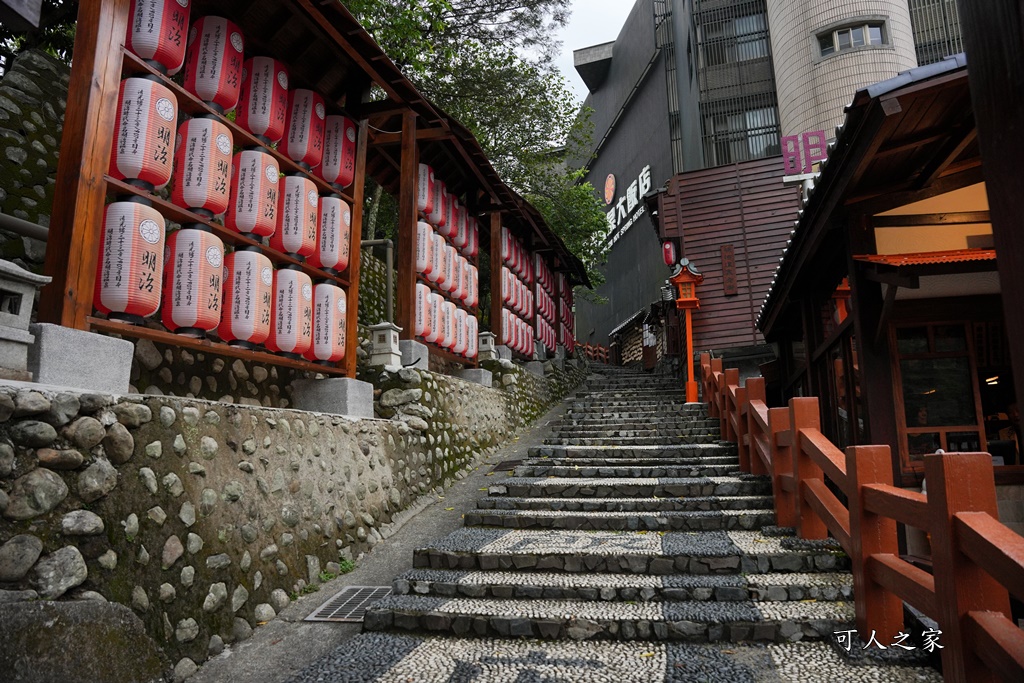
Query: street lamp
[{"left": 669, "top": 257, "right": 703, "bottom": 403}]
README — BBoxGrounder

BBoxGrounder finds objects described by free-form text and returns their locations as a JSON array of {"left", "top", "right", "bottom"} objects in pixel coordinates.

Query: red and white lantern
[
  {"left": 417, "top": 164, "right": 434, "bottom": 215},
  {"left": 415, "top": 283, "right": 431, "bottom": 338},
  {"left": 437, "top": 192, "right": 457, "bottom": 238},
  {"left": 162, "top": 227, "right": 224, "bottom": 335},
  {"left": 424, "top": 293, "right": 442, "bottom": 345},
  {"left": 270, "top": 175, "right": 318, "bottom": 258},
  {"left": 453, "top": 211, "right": 469, "bottom": 249},
  {"left": 305, "top": 283, "right": 346, "bottom": 363},
  {"left": 309, "top": 196, "right": 351, "bottom": 273},
  {"left": 429, "top": 180, "right": 446, "bottom": 228},
  {"left": 443, "top": 301, "right": 457, "bottom": 350},
  {"left": 319, "top": 115, "right": 357, "bottom": 188},
  {"left": 266, "top": 266, "right": 313, "bottom": 356},
  {"left": 415, "top": 222, "right": 433, "bottom": 275},
  {"left": 441, "top": 245, "right": 456, "bottom": 294},
  {"left": 236, "top": 56, "right": 289, "bottom": 143},
  {"left": 110, "top": 78, "right": 177, "bottom": 189},
  {"left": 171, "top": 117, "right": 232, "bottom": 216},
  {"left": 218, "top": 247, "right": 272, "bottom": 347},
  {"left": 662, "top": 241, "right": 677, "bottom": 267},
  {"left": 466, "top": 315, "right": 479, "bottom": 359},
  {"left": 283, "top": 89, "right": 325, "bottom": 169},
  {"left": 458, "top": 258, "right": 471, "bottom": 303},
  {"left": 226, "top": 149, "right": 279, "bottom": 236},
  {"left": 95, "top": 201, "right": 165, "bottom": 322},
  {"left": 126, "top": 0, "right": 191, "bottom": 75},
  {"left": 452, "top": 308, "right": 467, "bottom": 356},
  {"left": 183, "top": 16, "right": 244, "bottom": 112}
]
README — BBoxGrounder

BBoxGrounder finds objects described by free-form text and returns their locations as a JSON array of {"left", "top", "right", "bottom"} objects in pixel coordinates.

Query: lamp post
[{"left": 668, "top": 257, "right": 703, "bottom": 403}]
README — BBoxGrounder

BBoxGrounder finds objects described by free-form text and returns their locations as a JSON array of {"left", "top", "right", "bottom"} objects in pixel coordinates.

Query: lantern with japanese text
[
  {"left": 424, "top": 293, "right": 442, "bottom": 345},
  {"left": 162, "top": 226, "right": 224, "bottom": 336},
  {"left": 437, "top": 192, "right": 456, "bottom": 238},
  {"left": 283, "top": 89, "right": 325, "bottom": 169},
  {"left": 415, "top": 221, "right": 433, "bottom": 275},
  {"left": 466, "top": 315, "right": 478, "bottom": 359},
  {"left": 429, "top": 179, "right": 446, "bottom": 228},
  {"left": 453, "top": 205, "right": 469, "bottom": 249},
  {"left": 309, "top": 196, "right": 351, "bottom": 274},
  {"left": 319, "top": 115, "right": 357, "bottom": 189},
  {"left": 171, "top": 117, "right": 232, "bottom": 217},
  {"left": 428, "top": 234, "right": 446, "bottom": 286},
  {"left": 126, "top": 0, "right": 191, "bottom": 75},
  {"left": 458, "top": 258, "right": 471, "bottom": 303},
  {"left": 270, "top": 175, "right": 318, "bottom": 258},
  {"left": 417, "top": 164, "right": 434, "bottom": 215},
  {"left": 109, "top": 77, "right": 178, "bottom": 190},
  {"left": 435, "top": 297, "right": 450, "bottom": 347},
  {"left": 452, "top": 308, "right": 467, "bottom": 356},
  {"left": 443, "top": 301, "right": 457, "bottom": 350},
  {"left": 304, "top": 282, "right": 346, "bottom": 364},
  {"left": 415, "top": 283, "right": 431, "bottom": 338},
  {"left": 236, "top": 56, "right": 289, "bottom": 143},
  {"left": 464, "top": 219, "right": 479, "bottom": 258},
  {"left": 226, "top": 149, "right": 279, "bottom": 236},
  {"left": 662, "top": 240, "right": 677, "bottom": 267},
  {"left": 266, "top": 266, "right": 313, "bottom": 357},
  {"left": 183, "top": 16, "right": 243, "bottom": 112},
  {"left": 218, "top": 246, "right": 272, "bottom": 347},
  {"left": 95, "top": 200, "right": 165, "bottom": 323}
]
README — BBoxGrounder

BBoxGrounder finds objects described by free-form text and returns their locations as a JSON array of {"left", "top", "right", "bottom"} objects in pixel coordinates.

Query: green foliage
[
  {"left": 0, "top": 1, "right": 78, "bottom": 67},
  {"left": 318, "top": 571, "right": 338, "bottom": 582},
  {"left": 337, "top": 558, "right": 356, "bottom": 574}
]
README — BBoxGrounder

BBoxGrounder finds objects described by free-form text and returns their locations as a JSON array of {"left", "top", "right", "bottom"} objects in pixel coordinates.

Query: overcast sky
[{"left": 554, "top": 1, "right": 636, "bottom": 103}]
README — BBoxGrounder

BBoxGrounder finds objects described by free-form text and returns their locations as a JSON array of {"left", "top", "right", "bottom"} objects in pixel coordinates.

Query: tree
[{"left": 0, "top": 0, "right": 77, "bottom": 72}]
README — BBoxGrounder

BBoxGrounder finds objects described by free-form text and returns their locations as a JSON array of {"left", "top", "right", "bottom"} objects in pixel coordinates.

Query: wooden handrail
[{"left": 706, "top": 358, "right": 1024, "bottom": 683}]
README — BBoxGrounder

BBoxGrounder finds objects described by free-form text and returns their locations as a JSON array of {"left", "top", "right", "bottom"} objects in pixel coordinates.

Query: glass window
[
  {"left": 934, "top": 325, "right": 967, "bottom": 353},
  {"left": 897, "top": 327, "right": 929, "bottom": 355},
  {"left": 901, "top": 357, "right": 977, "bottom": 427},
  {"left": 869, "top": 25, "right": 883, "bottom": 44},
  {"left": 837, "top": 29, "right": 852, "bottom": 50},
  {"left": 819, "top": 22, "right": 888, "bottom": 57},
  {"left": 851, "top": 26, "right": 865, "bottom": 47},
  {"left": 819, "top": 34, "right": 835, "bottom": 56}
]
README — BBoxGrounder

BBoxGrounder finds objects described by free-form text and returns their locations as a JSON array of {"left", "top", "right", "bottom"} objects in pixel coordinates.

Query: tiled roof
[{"left": 853, "top": 249, "right": 996, "bottom": 267}]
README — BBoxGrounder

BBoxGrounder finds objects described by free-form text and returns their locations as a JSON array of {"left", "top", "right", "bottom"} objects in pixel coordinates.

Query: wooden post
[
  {"left": 746, "top": 377, "right": 767, "bottom": 476},
  {"left": 39, "top": 0, "right": 131, "bottom": 328},
  {"left": 489, "top": 212, "right": 502, "bottom": 341},
  {"left": 846, "top": 445, "right": 902, "bottom": 643},
  {"left": 925, "top": 452, "right": 1010, "bottom": 683},
  {"left": 769, "top": 406, "right": 796, "bottom": 527},
  {"left": 958, "top": 0, "right": 1024, "bottom": 428},
  {"left": 344, "top": 119, "right": 369, "bottom": 377},
  {"left": 734, "top": 381, "right": 749, "bottom": 473},
  {"left": 710, "top": 357, "right": 723, "bottom": 418},
  {"left": 685, "top": 308, "right": 697, "bottom": 402},
  {"left": 791, "top": 397, "right": 828, "bottom": 539},
  {"left": 722, "top": 368, "right": 740, "bottom": 443},
  {"left": 700, "top": 352, "right": 711, "bottom": 403},
  {"left": 394, "top": 110, "right": 418, "bottom": 339}
]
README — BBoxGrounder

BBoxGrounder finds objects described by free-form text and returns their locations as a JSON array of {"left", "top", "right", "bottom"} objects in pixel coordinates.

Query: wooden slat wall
[{"left": 661, "top": 156, "right": 800, "bottom": 352}]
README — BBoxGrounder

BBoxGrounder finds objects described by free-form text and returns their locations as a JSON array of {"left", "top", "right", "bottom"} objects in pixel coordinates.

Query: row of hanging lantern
[
  {"left": 500, "top": 266, "right": 533, "bottom": 320},
  {"left": 498, "top": 226, "right": 537, "bottom": 358},
  {"left": 97, "top": 5, "right": 356, "bottom": 366},
  {"left": 413, "top": 163, "right": 479, "bottom": 360},
  {"left": 532, "top": 254, "right": 557, "bottom": 356},
  {"left": 501, "top": 309, "right": 535, "bottom": 358},
  {"left": 535, "top": 315, "right": 556, "bottom": 354},
  {"left": 557, "top": 272, "right": 576, "bottom": 353}
]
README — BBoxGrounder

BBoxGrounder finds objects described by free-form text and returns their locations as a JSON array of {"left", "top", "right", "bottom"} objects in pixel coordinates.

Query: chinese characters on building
[{"left": 605, "top": 165, "right": 652, "bottom": 247}]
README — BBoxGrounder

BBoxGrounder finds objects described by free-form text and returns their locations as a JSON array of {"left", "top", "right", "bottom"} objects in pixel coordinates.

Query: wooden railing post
[
  {"left": 790, "top": 397, "right": 828, "bottom": 539},
  {"left": 745, "top": 377, "right": 767, "bottom": 476},
  {"left": 925, "top": 452, "right": 1011, "bottom": 683},
  {"left": 709, "top": 358, "right": 723, "bottom": 418},
  {"left": 846, "top": 445, "right": 903, "bottom": 643},
  {"left": 769, "top": 406, "right": 796, "bottom": 527},
  {"left": 722, "top": 368, "right": 740, "bottom": 442},
  {"left": 700, "top": 353, "right": 711, "bottom": 403},
  {"left": 734, "top": 381, "right": 749, "bottom": 472}
]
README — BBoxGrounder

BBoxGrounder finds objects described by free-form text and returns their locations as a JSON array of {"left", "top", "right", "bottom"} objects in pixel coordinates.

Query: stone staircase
[{"left": 363, "top": 363, "right": 860, "bottom": 646}]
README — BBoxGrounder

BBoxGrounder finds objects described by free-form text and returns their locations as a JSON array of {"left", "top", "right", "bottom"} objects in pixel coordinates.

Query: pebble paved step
[
  {"left": 362, "top": 594, "right": 853, "bottom": 643},
  {"left": 391, "top": 569, "right": 853, "bottom": 603},
  {"left": 492, "top": 475, "right": 771, "bottom": 498},
  {"left": 410, "top": 529, "right": 849, "bottom": 575},
  {"left": 529, "top": 444, "right": 738, "bottom": 459},
  {"left": 477, "top": 495, "right": 775, "bottom": 513},
  {"left": 515, "top": 455, "right": 739, "bottom": 469},
  {"left": 550, "top": 426, "right": 721, "bottom": 437},
  {"left": 463, "top": 507, "right": 775, "bottom": 531},
  {"left": 544, "top": 436, "right": 721, "bottom": 446},
  {"left": 512, "top": 463, "right": 739, "bottom": 478},
  {"left": 558, "top": 417, "right": 720, "bottom": 428}
]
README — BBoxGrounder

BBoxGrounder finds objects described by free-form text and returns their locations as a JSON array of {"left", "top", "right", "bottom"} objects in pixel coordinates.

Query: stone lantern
[
  {"left": 369, "top": 322, "right": 402, "bottom": 368},
  {"left": 478, "top": 331, "right": 498, "bottom": 361},
  {"left": 0, "top": 260, "right": 50, "bottom": 380}
]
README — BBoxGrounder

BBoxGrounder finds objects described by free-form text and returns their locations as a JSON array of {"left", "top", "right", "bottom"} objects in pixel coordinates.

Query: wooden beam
[
  {"left": 371, "top": 127, "right": 453, "bottom": 146},
  {"left": 490, "top": 212, "right": 503, "bottom": 335},
  {"left": 874, "top": 281, "right": 898, "bottom": 348},
  {"left": 395, "top": 110, "right": 418, "bottom": 339},
  {"left": 862, "top": 269, "right": 919, "bottom": 289},
  {"left": 39, "top": 0, "right": 130, "bottom": 329},
  {"left": 914, "top": 124, "right": 978, "bottom": 190},
  {"left": 871, "top": 211, "right": 990, "bottom": 228},
  {"left": 959, "top": 0, "right": 1024, "bottom": 420},
  {"left": 845, "top": 165, "right": 986, "bottom": 215},
  {"left": 345, "top": 119, "right": 369, "bottom": 377}
]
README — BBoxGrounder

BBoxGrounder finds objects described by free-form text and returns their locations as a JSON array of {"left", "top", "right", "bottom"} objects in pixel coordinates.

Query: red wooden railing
[
  {"left": 578, "top": 342, "right": 609, "bottom": 363},
  {"left": 700, "top": 352, "right": 1024, "bottom": 683}
]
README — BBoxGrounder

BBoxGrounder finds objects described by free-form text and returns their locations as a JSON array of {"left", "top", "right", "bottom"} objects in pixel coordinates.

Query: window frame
[{"left": 813, "top": 16, "right": 891, "bottom": 62}]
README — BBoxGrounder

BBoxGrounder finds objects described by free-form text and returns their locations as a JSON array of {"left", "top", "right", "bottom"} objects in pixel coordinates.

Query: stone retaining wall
[{"left": 0, "top": 360, "right": 585, "bottom": 677}]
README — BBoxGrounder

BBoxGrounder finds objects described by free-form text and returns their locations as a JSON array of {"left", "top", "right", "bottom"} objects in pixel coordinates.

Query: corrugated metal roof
[{"left": 853, "top": 249, "right": 996, "bottom": 267}]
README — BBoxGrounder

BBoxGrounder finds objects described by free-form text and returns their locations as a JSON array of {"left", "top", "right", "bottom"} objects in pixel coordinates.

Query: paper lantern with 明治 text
[
  {"left": 236, "top": 56, "right": 288, "bottom": 143},
  {"left": 319, "top": 115, "right": 357, "bottom": 188},
  {"left": 218, "top": 247, "right": 272, "bottom": 347},
  {"left": 427, "top": 234, "right": 445, "bottom": 285},
  {"left": 162, "top": 226, "right": 224, "bottom": 336},
  {"left": 226, "top": 149, "right": 279, "bottom": 236},
  {"left": 283, "top": 89, "right": 325, "bottom": 169},
  {"left": 94, "top": 200, "right": 165, "bottom": 323},
  {"left": 270, "top": 175, "right": 318, "bottom": 258},
  {"left": 453, "top": 206, "right": 469, "bottom": 249},
  {"left": 424, "top": 293, "right": 442, "bottom": 345},
  {"left": 443, "top": 301, "right": 457, "bottom": 350},
  {"left": 305, "top": 283, "right": 346, "bottom": 363},
  {"left": 418, "top": 164, "right": 434, "bottom": 215},
  {"left": 415, "top": 221, "right": 433, "bottom": 275},
  {"left": 415, "top": 283, "right": 432, "bottom": 338},
  {"left": 466, "top": 315, "right": 479, "bottom": 359},
  {"left": 109, "top": 77, "right": 177, "bottom": 190},
  {"left": 452, "top": 308, "right": 467, "bottom": 356},
  {"left": 183, "top": 16, "right": 243, "bottom": 112},
  {"left": 126, "top": 0, "right": 191, "bottom": 75},
  {"left": 171, "top": 117, "right": 232, "bottom": 216},
  {"left": 309, "top": 196, "right": 351, "bottom": 274},
  {"left": 266, "top": 266, "right": 313, "bottom": 357},
  {"left": 429, "top": 179, "right": 446, "bottom": 228},
  {"left": 437, "top": 192, "right": 457, "bottom": 238}
]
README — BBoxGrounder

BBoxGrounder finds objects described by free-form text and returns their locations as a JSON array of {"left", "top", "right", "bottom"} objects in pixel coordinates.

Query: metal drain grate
[{"left": 304, "top": 586, "right": 391, "bottom": 623}]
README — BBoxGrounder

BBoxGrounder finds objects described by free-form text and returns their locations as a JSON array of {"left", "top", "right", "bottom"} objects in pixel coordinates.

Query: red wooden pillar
[
  {"left": 489, "top": 212, "right": 502, "bottom": 340},
  {"left": 709, "top": 357, "right": 723, "bottom": 418},
  {"left": 734, "top": 381, "right": 749, "bottom": 473},
  {"left": 721, "top": 368, "right": 739, "bottom": 442},
  {"left": 40, "top": 0, "right": 132, "bottom": 328},
  {"left": 790, "top": 397, "right": 828, "bottom": 540},
  {"left": 925, "top": 452, "right": 1010, "bottom": 683},
  {"left": 746, "top": 377, "right": 767, "bottom": 476},
  {"left": 395, "top": 110, "right": 418, "bottom": 339},
  {"left": 769, "top": 406, "right": 796, "bottom": 527},
  {"left": 846, "top": 445, "right": 902, "bottom": 643},
  {"left": 344, "top": 119, "right": 369, "bottom": 377}
]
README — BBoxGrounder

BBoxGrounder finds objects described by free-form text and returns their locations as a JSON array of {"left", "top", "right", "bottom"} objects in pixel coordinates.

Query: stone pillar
[
  {"left": 291, "top": 378, "right": 374, "bottom": 419},
  {"left": 456, "top": 369, "right": 493, "bottom": 387},
  {"left": 28, "top": 324, "right": 134, "bottom": 393},
  {"left": 399, "top": 340, "right": 429, "bottom": 370}
]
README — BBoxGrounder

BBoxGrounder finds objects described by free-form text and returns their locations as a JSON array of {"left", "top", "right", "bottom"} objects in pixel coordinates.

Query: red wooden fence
[
  {"left": 700, "top": 353, "right": 1024, "bottom": 683},
  {"left": 578, "top": 343, "right": 609, "bottom": 363}
]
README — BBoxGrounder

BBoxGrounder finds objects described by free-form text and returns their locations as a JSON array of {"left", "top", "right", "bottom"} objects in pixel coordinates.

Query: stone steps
[
  {"left": 543, "top": 436, "right": 722, "bottom": 446},
  {"left": 548, "top": 429, "right": 722, "bottom": 439},
  {"left": 477, "top": 495, "right": 775, "bottom": 513},
  {"left": 463, "top": 508, "right": 775, "bottom": 531},
  {"left": 528, "top": 445, "right": 737, "bottom": 459},
  {"left": 512, "top": 464, "right": 739, "bottom": 478},
  {"left": 490, "top": 475, "right": 771, "bottom": 498},
  {"left": 362, "top": 594, "right": 853, "bottom": 643},
  {"left": 556, "top": 417, "right": 719, "bottom": 428},
  {"left": 517, "top": 455, "right": 739, "bottom": 467},
  {"left": 391, "top": 569, "right": 854, "bottom": 603}
]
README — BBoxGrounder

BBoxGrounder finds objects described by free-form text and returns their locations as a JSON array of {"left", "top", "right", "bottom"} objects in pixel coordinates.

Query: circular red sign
[{"left": 604, "top": 174, "right": 616, "bottom": 205}]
